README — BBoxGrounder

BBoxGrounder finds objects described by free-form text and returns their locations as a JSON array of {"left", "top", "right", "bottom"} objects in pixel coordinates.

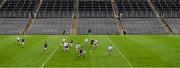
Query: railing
[
  {"left": 36, "top": 11, "right": 72, "bottom": 18},
  {"left": 119, "top": 11, "right": 156, "bottom": 18},
  {"left": 0, "top": 11, "right": 29, "bottom": 17},
  {"left": 78, "top": 11, "right": 114, "bottom": 18},
  {"left": 0, "top": 11, "right": 179, "bottom": 18},
  {"left": 159, "top": 11, "right": 180, "bottom": 18}
]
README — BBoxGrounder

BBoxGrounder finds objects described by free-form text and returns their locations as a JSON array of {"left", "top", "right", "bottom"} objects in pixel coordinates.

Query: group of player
[
  {"left": 16, "top": 35, "right": 113, "bottom": 59},
  {"left": 16, "top": 35, "right": 25, "bottom": 48}
]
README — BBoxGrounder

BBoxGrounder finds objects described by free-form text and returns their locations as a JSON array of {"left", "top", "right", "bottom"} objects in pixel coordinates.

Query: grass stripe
[{"left": 105, "top": 35, "right": 133, "bottom": 68}]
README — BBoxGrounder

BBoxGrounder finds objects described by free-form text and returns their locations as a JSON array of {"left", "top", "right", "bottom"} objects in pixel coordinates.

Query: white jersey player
[
  {"left": 17, "top": 36, "right": 20, "bottom": 46},
  {"left": 76, "top": 43, "right": 80, "bottom": 52},
  {"left": 64, "top": 42, "right": 69, "bottom": 52},
  {"left": 60, "top": 38, "right": 66, "bottom": 47},
  {"left": 108, "top": 44, "right": 113, "bottom": 55},
  {"left": 84, "top": 38, "right": 88, "bottom": 45},
  {"left": 94, "top": 40, "right": 98, "bottom": 48}
]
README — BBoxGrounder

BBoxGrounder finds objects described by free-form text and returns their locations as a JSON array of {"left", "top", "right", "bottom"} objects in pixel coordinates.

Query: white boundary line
[
  {"left": 40, "top": 35, "right": 69, "bottom": 68},
  {"left": 105, "top": 35, "right": 133, "bottom": 68},
  {"left": 40, "top": 46, "right": 59, "bottom": 68}
]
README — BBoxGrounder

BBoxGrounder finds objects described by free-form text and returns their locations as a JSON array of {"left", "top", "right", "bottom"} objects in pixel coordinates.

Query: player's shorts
[
  {"left": 44, "top": 47, "right": 47, "bottom": 50},
  {"left": 79, "top": 53, "right": 84, "bottom": 56},
  {"left": 64, "top": 45, "right": 68, "bottom": 49},
  {"left": 22, "top": 42, "right": 24, "bottom": 45},
  {"left": 94, "top": 45, "right": 97, "bottom": 48},
  {"left": 108, "top": 50, "right": 112, "bottom": 52},
  {"left": 17, "top": 40, "right": 20, "bottom": 44}
]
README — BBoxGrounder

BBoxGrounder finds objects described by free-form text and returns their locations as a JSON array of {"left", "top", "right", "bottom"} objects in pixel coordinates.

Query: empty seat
[
  {"left": 0, "top": 18, "right": 28, "bottom": 34},
  {"left": 154, "top": 0, "right": 180, "bottom": 17},
  {"left": 117, "top": 0, "right": 156, "bottom": 17},
  {"left": 0, "top": 0, "right": 37, "bottom": 17},
  {"left": 29, "top": 18, "right": 72, "bottom": 34},
  {"left": 122, "top": 18, "right": 168, "bottom": 34},
  {"left": 77, "top": 18, "right": 120, "bottom": 34},
  {"left": 165, "top": 18, "right": 180, "bottom": 34}
]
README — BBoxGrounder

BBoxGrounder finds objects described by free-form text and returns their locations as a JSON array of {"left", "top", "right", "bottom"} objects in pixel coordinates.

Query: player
[
  {"left": 107, "top": 44, "right": 113, "bottom": 56},
  {"left": 78, "top": 47, "right": 85, "bottom": 59},
  {"left": 65, "top": 31, "right": 69, "bottom": 38},
  {"left": 60, "top": 38, "right": 66, "bottom": 47},
  {"left": 90, "top": 40, "right": 95, "bottom": 48},
  {"left": 69, "top": 40, "right": 73, "bottom": 47},
  {"left": 43, "top": 41, "right": 48, "bottom": 52},
  {"left": 64, "top": 42, "right": 69, "bottom": 52},
  {"left": 88, "top": 29, "right": 91, "bottom": 35},
  {"left": 94, "top": 40, "right": 98, "bottom": 48},
  {"left": 63, "top": 30, "right": 66, "bottom": 35},
  {"left": 22, "top": 36, "right": 25, "bottom": 48},
  {"left": 84, "top": 38, "right": 88, "bottom": 45},
  {"left": 75, "top": 43, "right": 80, "bottom": 52},
  {"left": 90, "top": 40, "right": 94, "bottom": 45},
  {"left": 17, "top": 36, "right": 20, "bottom": 46},
  {"left": 90, "top": 39, "right": 94, "bottom": 46}
]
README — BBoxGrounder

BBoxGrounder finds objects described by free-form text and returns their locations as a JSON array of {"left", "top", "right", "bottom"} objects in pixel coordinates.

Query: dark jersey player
[
  {"left": 22, "top": 37, "right": 25, "bottom": 48},
  {"left": 88, "top": 29, "right": 91, "bottom": 35},
  {"left": 44, "top": 41, "right": 48, "bottom": 52},
  {"left": 69, "top": 40, "right": 73, "bottom": 47},
  {"left": 91, "top": 40, "right": 94, "bottom": 45},
  {"left": 78, "top": 47, "right": 85, "bottom": 59}
]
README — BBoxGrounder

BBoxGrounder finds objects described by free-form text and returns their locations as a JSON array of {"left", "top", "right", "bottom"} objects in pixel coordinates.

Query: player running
[
  {"left": 21, "top": 36, "right": 25, "bottom": 48},
  {"left": 43, "top": 41, "right": 48, "bottom": 52},
  {"left": 90, "top": 39, "right": 94, "bottom": 48},
  {"left": 64, "top": 42, "right": 69, "bottom": 52},
  {"left": 75, "top": 43, "right": 80, "bottom": 52},
  {"left": 17, "top": 36, "right": 20, "bottom": 46},
  {"left": 78, "top": 47, "right": 85, "bottom": 59},
  {"left": 90, "top": 40, "right": 94, "bottom": 45},
  {"left": 69, "top": 40, "right": 74, "bottom": 47},
  {"left": 60, "top": 38, "right": 66, "bottom": 47},
  {"left": 94, "top": 40, "right": 98, "bottom": 48},
  {"left": 84, "top": 38, "right": 88, "bottom": 45},
  {"left": 107, "top": 44, "right": 113, "bottom": 56}
]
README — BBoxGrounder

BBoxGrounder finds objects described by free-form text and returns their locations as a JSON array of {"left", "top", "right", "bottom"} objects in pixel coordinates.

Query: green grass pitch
[{"left": 0, "top": 35, "right": 180, "bottom": 67}]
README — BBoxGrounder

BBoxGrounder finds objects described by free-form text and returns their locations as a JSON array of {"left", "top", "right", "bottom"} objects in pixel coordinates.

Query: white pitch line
[
  {"left": 40, "top": 46, "right": 59, "bottom": 68},
  {"left": 105, "top": 35, "right": 133, "bottom": 68},
  {"left": 41, "top": 35, "right": 69, "bottom": 68}
]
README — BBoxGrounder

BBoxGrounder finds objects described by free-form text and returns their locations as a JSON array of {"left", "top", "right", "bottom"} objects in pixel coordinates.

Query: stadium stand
[
  {"left": 29, "top": 18, "right": 71, "bottom": 34},
  {"left": 165, "top": 18, "right": 180, "bottom": 34},
  {"left": 122, "top": 18, "right": 167, "bottom": 34},
  {"left": 154, "top": 0, "right": 180, "bottom": 17},
  {"left": 79, "top": 0, "right": 113, "bottom": 18},
  {"left": 115, "top": 0, "right": 168, "bottom": 34},
  {"left": 117, "top": 0, "right": 156, "bottom": 17},
  {"left": 77, "top": 0, "right": 120, "bottom": 34},
  {"left": 0, "top": 0, "right": 179, "bottom": 35},
  {"left": 37, "top": 0, "right": 74, "bottom": 17},
  {"left": 0, "top": 18, "right": 28, "bottom": 34},
  {"left": 77, "top": 18, "right": 120, "bottom": 34},
  {"left": 0, "top": 0, "right": 37, "bottom": 17}
]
